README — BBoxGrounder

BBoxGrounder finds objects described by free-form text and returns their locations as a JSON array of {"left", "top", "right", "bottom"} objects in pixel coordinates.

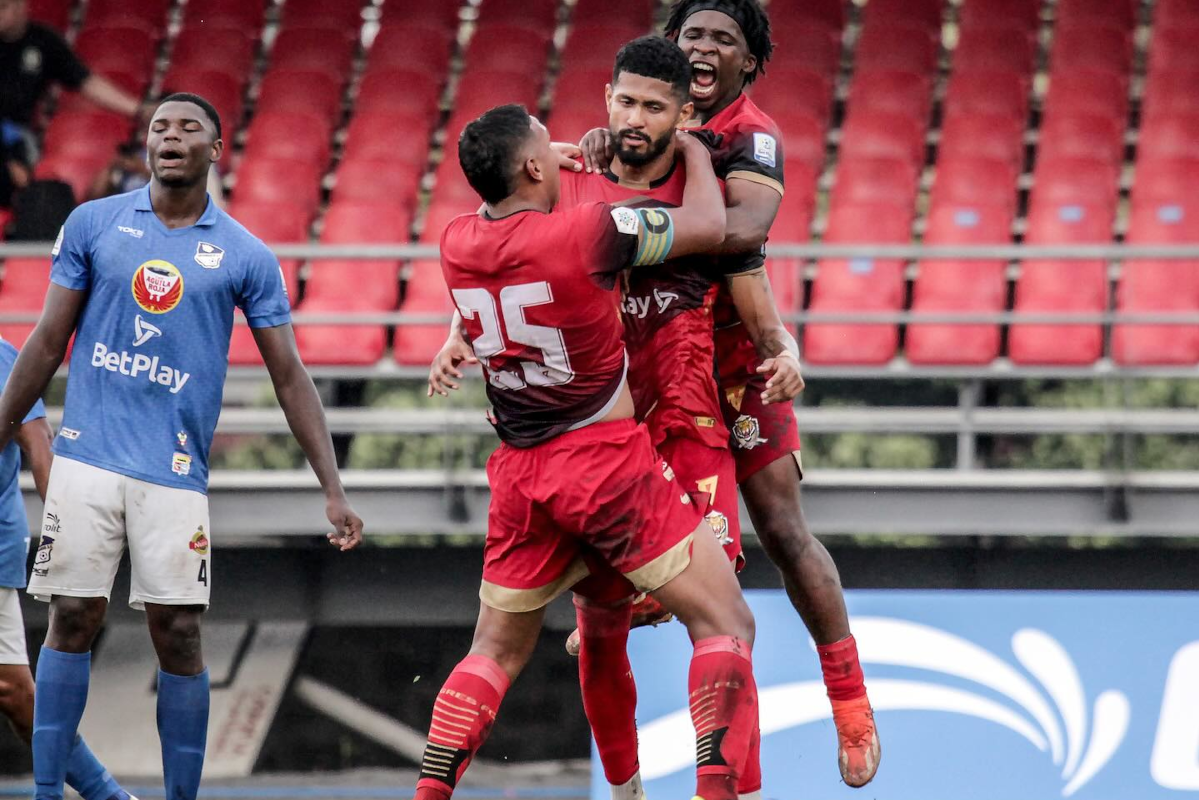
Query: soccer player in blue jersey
[
  {"left": 0, "top": 339, "right": 135, "bottom": 800},
  {"left": 0, "top": 92, "right": 364, "bottom": 800}
]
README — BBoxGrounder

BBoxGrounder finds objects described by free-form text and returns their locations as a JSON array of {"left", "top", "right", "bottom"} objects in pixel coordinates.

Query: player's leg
[
  {"left": 27, "top": 458, "right": 127, "bottom": 800},
  {"left": 0, "top": 589, "right": 132, "bottom": 800},
  {"left": 125, "top": 476, "right": 212, "bottom": 800}
]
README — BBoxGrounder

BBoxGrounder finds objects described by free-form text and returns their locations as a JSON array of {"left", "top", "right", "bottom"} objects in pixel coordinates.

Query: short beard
[
  {"left": 155, "top": 169, "right": 203, "bottom": 188},
  {"left": 612, "top": 128, "right": 672, "bottom": 167}
]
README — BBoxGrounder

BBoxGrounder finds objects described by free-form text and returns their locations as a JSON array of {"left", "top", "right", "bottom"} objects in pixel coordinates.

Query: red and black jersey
[
  {"left": 440, "top": 204, "right": 636, "bottom": 448},
  {"left": 695, "top": 92, "right": 787, "bottom": 387},
  {"left": 559, "top": 162, "right": 724, "bottom": 349}
]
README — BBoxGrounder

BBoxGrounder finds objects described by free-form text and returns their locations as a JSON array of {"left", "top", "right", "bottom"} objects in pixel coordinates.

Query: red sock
[
  {"left": 689, "top": 636, "right": 758, "bottom": 800},
  {"left": 415, "top": 654, "right": 511, "bottom": 800},
  {"left": 816, "top": 634, "right": 867, "bottom": 701},
  {"left": 576, "top": 598, "right": 640, "bottom": 785},
  {"left": 735, "top": 717, "right": 761, "bottom": 796}
]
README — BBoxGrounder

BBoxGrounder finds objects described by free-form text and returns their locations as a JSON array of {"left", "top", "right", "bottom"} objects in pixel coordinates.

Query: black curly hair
[
  {"left": 663, "top": 0, "right": 773, "bottom": 85},
  {"left": 459, "top": 104, "right": 533, "bottom": 204},
  {"left": 613, "top": 35, "right": 693, "bottom": 103}
]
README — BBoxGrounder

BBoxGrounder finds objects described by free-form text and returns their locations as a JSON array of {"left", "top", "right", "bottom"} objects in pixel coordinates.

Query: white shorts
[
  {"left": 27, "top": 457, "right": 212, "bottom": 610},
  {"left": 0, "top": 588, "right": 28, "bottom": 665}
]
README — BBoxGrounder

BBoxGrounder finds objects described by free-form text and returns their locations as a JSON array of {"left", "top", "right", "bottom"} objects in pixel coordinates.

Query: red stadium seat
[
  {"left": 332, "top": 158, "right": 423, "bottom": 210},
  {"left": 295, "top": 296, "right": 389, "bottom": 365},
  {"left": 943, "top": 69, "right": 1028, "bottom": 121},
  {"left": 74, "top": 25, "right": 158, "bottom": 75},
  {"left": 169, "top": 27, "right": 256, "bottom": 83},
  {"left": 33, "top": 156, "right": 102, "bottom": 202},
  {"left": 1131, "top": 158, "right": 1199, "bottom": 210},
  {"left": 930, "top": 157, "right": 1019, "bottom": 212},
  {"left": 938, "top": 112, "right": 1026, "bottom": 170},
  {"left": 764, "top": 165, "right": 817, "bottom": 331},
  {"left": 768, "top": 110, "right": 827, "bottom": 173},
  {"left": 767, "top": 20, "right": 842, "bottom": 75},
  {"left": 831, "top": 158, "right": 919, "bottom": 209},
  {"left": 81, "top": 0, "right": 169, "bottom": 32},
  {"left": 308, "top": 202, "right": 410, "bottom": 305},
  {"left": 159, "top": 68, "right": 243, "bottom": 133},
  {"left": 907, "top": 204, "right": 1012, "bottom": 364},
  {"left": 232, "top": 157, "right": 323, "bottom": 220},
  {"left": 1050, "top": 22, "right": 1132, "bottom": 74},
  {"left": 1009, "top": 202, "right": 1114, "bottom": 365},
  {"left": 1037, "top": 113, "right": 1125, "bottom": 166},
  {"left": 1138, "top": 113, "right": 1199, "bottom": 162},
  {"left": 41, "top": 111, "right": 131, "bottom": 161},
  {"left": 421, "top": 199, "right": 475, "bottom": 243},
  {"left": 1142, "top": 71, "right": 1199, "bottom": 123},
  {"left": 256, "top": 69, "right": 343, "bottom": 124},
  {"left": 854, "top": 24, "right": 939, "bottom": 75},
  {"left": 241, "top": 111, "right": 333, "bottom": 166},
  {"left": 959, "top": 0, "right": 1040, "bottom": 32},
  {"left": 429, "top": 161, "right": 479, "bottom": 210},
  {"left": 379, "top": 0, "right": 463, "bottom": 29},
  {"left": 394, "top": 260, "right": 456, "bottom": 366},
  {"left": 1113, "top": 203, "right": 1199, "bottom": 364},
  {"left": 1057, "top": 0, "right": 1137, "bottom": 28},
  {"left": 0, "top": 259, "right": 51, "bottom": 349},
  {"left": 342, "top": 110, "right": 434, "bottom": 162},
  {"left": 475, "top": 0, "right": 558, "bottom": 28},
  {"left": 367, "top": 23, "right": 454, "bottom": 78},
  {"left": 1030, "top": 157, "right": 1120, "bottom": 210},
  {"left": 355, "top": 70, "right": 443, "bottom": 120},
  {"left": 1043, "top": 68, "right": 1129, "bottom": 124},
  {"left": 766, "top": 0, "right": 845, "bottom": 31},
  {"left": 182, "top": 0, "right": 266, "bottom": 30},
  {"left": 1149, "top": 25, "right": 1199, "bottom": 75},
  {"left": 570, "top": 0, "right": 655, "bottom": 28},
  {"left": 269, "top": 27, "right": 356, "bottom": 75},
  {"left": 449, "top": 71, "right": 540, "bottom": 122},
  {"left": 464, "top": 24, "right": 552, "bottom": 73},
  {"left": 280, "top": 0, "right": 364, "bottom": 29},
  {"left": 952, "top": 24, "right": 1037, "bottom": 76},
  {"left": 848, "top": 69, "right": 933, "bottom": 123},
  {"left": 751, "top": 68, "right": 833, "bottom": 122},
  {"left": 864, "top": 0, "right": 943, "bottom": 32},
  {"left": 552, "top": 69, "right": 614, "bottom": 115},
  {"left": 1156, "top": 0, "right": 1199, "bottom": 26},
  {"left": 547, "top": 110, "right": 601, "bottom": 150},
  {"left": 561, "top": 23, "right": 648, "bottom": 71},
  {"left": 28, "top": 0, "right": 71, "bottom": 31},
  {"left": 803, "top": 204, "right": 913, "bottom": 364},
  {"left": 838, "top": 110, "right": 926, "bottom": 169}
]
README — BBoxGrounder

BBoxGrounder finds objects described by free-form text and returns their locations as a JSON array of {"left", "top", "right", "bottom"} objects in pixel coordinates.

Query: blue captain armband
[{"left": 611, "top": 206, "right": 675, "bottom": 266}]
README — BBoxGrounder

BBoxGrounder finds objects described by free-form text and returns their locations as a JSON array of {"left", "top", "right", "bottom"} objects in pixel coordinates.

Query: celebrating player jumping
[{"left": 0, "top": 93, "right": 364, "bottom": 800}]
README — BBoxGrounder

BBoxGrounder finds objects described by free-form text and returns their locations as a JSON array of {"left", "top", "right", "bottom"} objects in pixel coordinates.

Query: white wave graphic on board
[{"left": 636, "top": 618, "right": 1129, "bottom": 797}]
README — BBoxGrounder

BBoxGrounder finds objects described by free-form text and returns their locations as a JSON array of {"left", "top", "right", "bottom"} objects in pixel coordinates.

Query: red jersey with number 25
[{"left": 440, "top": 203, "right": 638, "bottom": 448}]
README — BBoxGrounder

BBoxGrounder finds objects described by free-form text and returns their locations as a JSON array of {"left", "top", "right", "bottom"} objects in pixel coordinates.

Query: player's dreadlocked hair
[
  {"left": 663, "top": 0, "right": 773, "bottom": 85},
  {"left": 613, "top": 35, "right": 693, "bottom": 103},
  {"left": 157, "top": 92, "right": 222, "bottom": 139},
  {"left": 459, "top": 104, "right": 534, "bottom": 205}
]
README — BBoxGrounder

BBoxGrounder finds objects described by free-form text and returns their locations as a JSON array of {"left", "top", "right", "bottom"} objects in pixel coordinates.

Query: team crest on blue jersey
[
  {"left": 132, "top": 261, "right": 184, "bottom": 314},
  {"left": 194, "top": 242, "right": 225, "bottom": 269}
]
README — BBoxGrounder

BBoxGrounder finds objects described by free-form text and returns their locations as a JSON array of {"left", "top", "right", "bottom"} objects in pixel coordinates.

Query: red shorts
[
  {"left": 719, "top": 371, "right": 804, "bottom": 485},
  {"left": 658, "top": 437, "right": 744, "bottom": 570},
  {"left": 481, "top": 419, "right": 703, "bottom": 612},
  {"left": 629, "top": 307, "right": 729, "bottom": 452}
]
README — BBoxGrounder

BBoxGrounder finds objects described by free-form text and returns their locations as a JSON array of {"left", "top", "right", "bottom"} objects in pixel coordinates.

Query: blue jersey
[
  {"left": 50, "top": 187, "right": 291, "bottom": 494},
  {"left": 0, "top": 340, "right": 46, "bottom": 588}
]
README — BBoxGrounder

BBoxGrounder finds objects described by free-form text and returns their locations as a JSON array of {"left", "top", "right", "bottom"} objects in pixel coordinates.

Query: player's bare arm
[
  {"left": 253, "top": 323, "right": 364, "bottom": 551},
  {"left": 551, "top": 141, "right": 585, "bottom": 172},
  {"left": 0, "top": 284, "right": 84, "bottom": 452},
  {"left": 728, "top": 270, "right": 804, "bottom": 404},
  {"left": 15, "top": 416, "right": 54, "bottom": 502},
  {"left": 428, "top": 310, "right": 478, "bottom": 398},
  {"left": 640, "top": 130, "right": 725, "bottom": 259},
  {"left": 578, "top": 127, "right": 614, "bottom": 173},
  {"left": 719, "top": 176, "right": 782, "bottom": 254}
]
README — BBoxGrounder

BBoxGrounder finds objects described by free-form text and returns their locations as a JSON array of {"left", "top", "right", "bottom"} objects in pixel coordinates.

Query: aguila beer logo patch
[{"left": 132, "top": 260, "right": 184, "bottom": 314}]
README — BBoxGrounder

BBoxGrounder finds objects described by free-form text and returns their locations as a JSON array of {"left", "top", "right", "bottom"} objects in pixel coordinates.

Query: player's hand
[
  {"left": 758, "top": 352, "right": 805, "bottom": 404},
  {"left": 578, "top": 128, "right": 613, "bottom": 173},
  {"left": 674, "top": 129, "right": 713, "bottom": 162},
  {"left": 325, "top": 494, "right": 364, "bottom": 551},
  {"left": 427, "top": 336, "right": 479, "bottom": 397},
  {"left": 552, "top": 141, "right": 584, "bottom": 172}
]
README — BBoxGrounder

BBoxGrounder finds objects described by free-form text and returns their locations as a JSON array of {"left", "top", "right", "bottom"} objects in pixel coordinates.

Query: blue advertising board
[{"left": 593, "top": 591, "right": 1199, "bottom": 800}]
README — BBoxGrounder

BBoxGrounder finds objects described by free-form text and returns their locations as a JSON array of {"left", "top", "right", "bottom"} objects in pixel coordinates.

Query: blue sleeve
[
  {"left": 237, "top": 243, "right": 292, "bottom": 328},
  {"left": 0, "top": 342, "right": 44, "bottom": 423},
  {"left": 22, "top": 397, "right": 46, "bottom": 425},
  {"left": 49, "top": 204, "right": 94, "bottom": 291}
]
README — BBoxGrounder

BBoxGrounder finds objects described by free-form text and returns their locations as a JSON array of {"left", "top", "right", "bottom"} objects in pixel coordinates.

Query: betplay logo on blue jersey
[{"left": 603, "top": 591, "right": 1199, "bottom": 800}]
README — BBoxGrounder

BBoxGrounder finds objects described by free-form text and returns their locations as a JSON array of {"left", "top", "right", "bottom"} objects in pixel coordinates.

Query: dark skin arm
[
  {"left": 0, "top": 284, "right": 85, "bottom": 453},
  {"left": 252, "top": 324, "right": 364, "bottom": 550},
  {"left": 728, "top": 270, "right": 804, "bottom": 404},
  {"left": 16, "top": 417, "right": 54, "bottom": 502},
  {"left": 720, "top": 178, "right": 782, "bottom": 254}
]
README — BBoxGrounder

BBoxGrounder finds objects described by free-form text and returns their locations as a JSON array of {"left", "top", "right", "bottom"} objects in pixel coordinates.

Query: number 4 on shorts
[{"left": 197, "top": 560, "right": 208, "bottom": 586}]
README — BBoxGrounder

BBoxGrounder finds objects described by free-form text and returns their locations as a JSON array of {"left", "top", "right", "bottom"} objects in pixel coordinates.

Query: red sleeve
[
  {"left": 722, "top": 122, "right": 785, "bottom": 196},
  {"left": 565, "top": 203, "right": 638, "bottom": 288}
]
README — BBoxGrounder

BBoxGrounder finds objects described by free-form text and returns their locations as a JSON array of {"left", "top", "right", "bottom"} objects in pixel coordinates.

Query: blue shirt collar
[{"left": 133, "top": 185, "right": 219, "bottom": 227}]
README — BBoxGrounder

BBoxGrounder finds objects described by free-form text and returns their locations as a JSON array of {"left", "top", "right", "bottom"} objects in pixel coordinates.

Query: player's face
[
  {"left": 677, "top": 10, "right": 757, "bottom": 111},
  {"left": 0, "top": 0, "right": 28, "bottom": 39},
  {"left": 606, "top": 72, "right": 691, "bottom": 168},
  {"left": 146, "top": 101, "right": 222, "bottom": 188}
]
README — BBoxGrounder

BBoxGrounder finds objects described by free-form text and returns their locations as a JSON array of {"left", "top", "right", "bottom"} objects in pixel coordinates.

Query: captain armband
[{"left": 611, "top": 206, "right": 676, "bottom": 267}]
